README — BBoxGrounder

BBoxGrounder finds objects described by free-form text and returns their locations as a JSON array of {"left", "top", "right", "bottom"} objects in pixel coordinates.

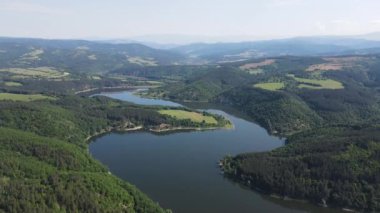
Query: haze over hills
[
  {"left": 3, "top": 32, "right": 380, "bottom": 70},
  {"left": 0, "top": 37, "right": 188, "bottom": 73},
  {"left": 164, "top": 32, "right": 380, "bottom": 63},
  {"left": 88, "top": 32, "right": 380, "bottom": 63},
  {"left": 122, "top": 31, "right": 380, "bottom": 46},
  {"left": 355, "top": 31, "right": 380, "bottom": 41}
]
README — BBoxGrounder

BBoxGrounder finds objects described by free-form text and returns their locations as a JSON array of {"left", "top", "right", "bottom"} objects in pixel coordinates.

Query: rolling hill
[
  {"left": 0, "top": 37, "right": 187, "bottom": 74},
  {"left": 172, "top": 37, "right": 380, "bottom": 63}
]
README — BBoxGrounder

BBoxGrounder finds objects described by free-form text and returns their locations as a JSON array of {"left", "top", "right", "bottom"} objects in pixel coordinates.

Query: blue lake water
[
  {"left": 94, "top": 90, "right": 182, "bottom": 107},
  {"left": 89, "top": 91, "right": 342, "bottom": 213}
]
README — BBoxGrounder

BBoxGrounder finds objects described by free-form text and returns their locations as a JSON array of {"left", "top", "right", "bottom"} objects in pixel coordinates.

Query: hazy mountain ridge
[
  {"left": 0, "top": 37, "right": 187, "bottom": 73},
  {"left": 3, "top": 34, "right": 380, "bottom": 73},
  {"left": 171, "top": 36, "right": 380, "bottom": 63}
]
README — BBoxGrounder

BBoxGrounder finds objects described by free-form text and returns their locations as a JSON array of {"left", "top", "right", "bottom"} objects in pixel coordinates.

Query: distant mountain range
[
  {"left": 97, "top": 32, "right": 380, "bottom": 63},
  {"left": 354, "top": 32, "right": 380, "bottom": 41},
  {"left": 169, "top": 34, "right": 380, "bottom": 63},
  {"left": 0, "top": 37, "right": 187, "bottom": 73},
  {"left": 2, "top": 33, "right": 380, "bottom": 70}
]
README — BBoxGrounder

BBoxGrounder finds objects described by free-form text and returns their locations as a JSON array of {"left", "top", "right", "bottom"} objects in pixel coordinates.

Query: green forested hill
[
  {"left": 0, "top": 127, "right": 168, "bottom": 212},
  {"left": 2, "top": 41, "right": 380, "bottom": 212},
  {"left": 0, "top": 95, "right": 230, "bottom": 212},
  {"left": 0, "top": 97, "right": 171, "bottom": 212},
  {"left": 149, "top": 55, "right": 380, "bottom": 135},
  {"left": 215, "top": 87, "right": 324, "bottom": 134},
  {"left": 144, "top": 55, "right": 380, "bottom": 211},
  {"left": 222, "top": 126, "right": 380, "bottom": 211},
  {"left": 143, "top": 66, "right": 255, "bottom": 101}
]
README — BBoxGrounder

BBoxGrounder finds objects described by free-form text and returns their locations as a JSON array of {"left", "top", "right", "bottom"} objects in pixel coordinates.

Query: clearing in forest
[
  {"left": 254, "top": 82, "right": 285, "bottom": 91},
  {"left": 158, "top": 110, "right": 218, "bottom": 124},
  {"left": 290, "top": 75, "right": 344, "bottom": 89},
  {"left": 240, "top": 59, "right": 276, "bottom": 70}
]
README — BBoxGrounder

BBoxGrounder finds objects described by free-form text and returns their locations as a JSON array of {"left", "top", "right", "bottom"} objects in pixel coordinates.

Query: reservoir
[{"left": 90, "top": 91, "right": 342, "bottom": 213}]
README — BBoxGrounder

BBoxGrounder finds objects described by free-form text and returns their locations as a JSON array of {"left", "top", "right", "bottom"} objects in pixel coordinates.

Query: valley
[
  {"left": 3, "top": 1, "right": 380, "bottom": 212},
  {"left": 0, "top": 36, "right": 380, "bottom": 212}
]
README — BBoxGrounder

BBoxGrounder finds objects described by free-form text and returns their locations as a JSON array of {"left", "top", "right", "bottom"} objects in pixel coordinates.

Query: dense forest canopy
[{"left": 0, "top": 96, "right": 172, "bottom": 212}]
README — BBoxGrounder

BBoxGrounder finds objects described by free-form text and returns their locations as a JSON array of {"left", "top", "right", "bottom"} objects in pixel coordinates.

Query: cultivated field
[
  {"left": 158, "top": 110, "right": 218, "bottom": 124},
  {"left": 127, "top": 57, "right": 158, "bottom": 66},
  {"left": 306, "top": 56, "right": 370, "bottom": 72},
  {"left": 254, "top": 82, "right": 285, "bottom": 91},
  {"left": 306, "top": 63, "right": 343, "bottom": 72},
  {"left": 0, "top": 93, "right": 56, "bottom": 102},
  {"left": 293, "top": 76, "right": 344, "bottom": 89},
  {"left": 240, "top": 59, "right": 275, "bottom": 70},
  {"left": 4, "top": 81, "right": 22, "bottom": 87},
  {"left": 19, "top": 49, "right": 44, "bottom": 62},
  {"left": 0, "top": 67, "right": 69, "bottom": 79}
]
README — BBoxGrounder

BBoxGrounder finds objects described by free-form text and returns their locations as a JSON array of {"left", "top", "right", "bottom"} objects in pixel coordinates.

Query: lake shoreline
[
  {"left": 75, "top": 85, "right": 156, "bottom": 96},
  {"left": 85, "top": 89, "right": 234, "bottom": 143},
  {"left": 87, "top": 90, "right": 342, "bottom": 212},
  {"left": 219, "top": 157, "right": 350, "bottom": 213},
  {"left": 86, "top": 124, "right": 233, "bottom": 143}
]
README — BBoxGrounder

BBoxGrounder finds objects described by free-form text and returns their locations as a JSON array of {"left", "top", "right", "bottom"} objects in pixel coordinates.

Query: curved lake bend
[{"left": 89, "top": 91, "right": 342, "bottom": 213}]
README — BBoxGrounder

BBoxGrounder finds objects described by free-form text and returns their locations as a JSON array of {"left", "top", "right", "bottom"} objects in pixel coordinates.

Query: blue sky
[{"left": 1, "top": 0, "right": 380, "bottom": 42}]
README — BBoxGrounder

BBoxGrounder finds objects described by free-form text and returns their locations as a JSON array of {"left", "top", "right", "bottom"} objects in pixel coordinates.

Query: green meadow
[
  {"left": 254, "top": 82, "right": 285, "bottom": 91},
  {"left": 4, "top": 81, "right": 23, "bottom": 87},
  {"left": 158, "top": 109, "right": 218, "bottom": 124},
  {"left": 293, "top": 76, "right": 344, "bottom": 89}
]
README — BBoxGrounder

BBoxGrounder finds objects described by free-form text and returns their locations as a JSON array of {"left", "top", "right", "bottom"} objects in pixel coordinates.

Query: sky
[{"left": 1, "top": 0, "right": 380, "bottom": 43}]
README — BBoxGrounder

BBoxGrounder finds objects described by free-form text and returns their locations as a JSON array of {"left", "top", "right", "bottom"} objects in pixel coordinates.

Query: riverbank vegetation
[
  {"left": 0, "top": 127, "right": 171, "bottom": 212},
  {"left": 0, "top": 93, "right": 231, "bottom": 212},
  {"left": 222, "top": 126, "right": 380, "bottom": 211}
]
